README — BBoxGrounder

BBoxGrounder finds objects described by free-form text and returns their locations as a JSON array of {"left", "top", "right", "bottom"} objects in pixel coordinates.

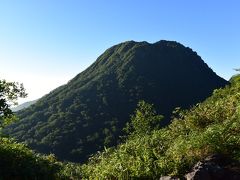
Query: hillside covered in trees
[
  {"left": 79, "top": 73, "right": 240, "bottom": 179},
  {"left": 5, "top": 40, "right": 227, "bottom": 162},
  {"left": 1, "top": 73, "right": 239, "bottom": 179}
]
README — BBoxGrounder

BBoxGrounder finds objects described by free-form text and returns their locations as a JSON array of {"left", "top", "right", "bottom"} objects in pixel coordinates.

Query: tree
[
  {"left": 124, "top": 100, "right": 163, "bottom": 137},
  {"left": 0, "top": 79, "right": 27, "bottom": 129}
]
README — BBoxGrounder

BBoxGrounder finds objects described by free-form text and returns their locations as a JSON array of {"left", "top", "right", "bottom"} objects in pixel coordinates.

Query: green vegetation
[
  {"left": 79, "top": 75, "right": 240, "bottom": 179},
  {"left": 0, "top": 136, "right": 84, "bottom": 179},
  {"left": 124, "top": 100, "right": 163, "bottom": 137},
  {"left": 0, "top": 79, "right": 83, "bottom": 179},
  {"left": 0, "top": 79, "right": 27, "bottom": 131},
  {"left": 0, "top": 71, "right": 238, "bottom": 179},
  {"left": 5, "top": 40, "right": 227, "bottom": 162},
  {"left": 0, "top": 80, "right": 58, "bottom": 178},
  {"left": 0, "top": 137, "right": 62, "bottom": 179}
]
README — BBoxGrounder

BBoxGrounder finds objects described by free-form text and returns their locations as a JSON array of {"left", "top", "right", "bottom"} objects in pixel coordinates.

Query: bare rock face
[{"left": 185, "top": 154, "right": 240, "bottom": 180}]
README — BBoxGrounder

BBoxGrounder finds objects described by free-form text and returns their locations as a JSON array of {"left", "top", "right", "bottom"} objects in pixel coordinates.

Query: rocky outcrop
[
  {"left": 159, "top": 176, "right": 179, "bottom": 180},
  {"left": 185, "top": 154, "right": 240, "bottom": 180},
  {"left": 159, "top": 154, "right": 240, "bottom": 180}
]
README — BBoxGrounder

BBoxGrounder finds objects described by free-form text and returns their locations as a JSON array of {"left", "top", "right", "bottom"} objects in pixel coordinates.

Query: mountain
[
  {"left": 80, "top": 73, "right": 240, "bottom": 179},
  {"left": 11, "top": 100, "right": 38, "bottom": 112},
  {"left": 5, "top": 40, "right": 228, "bottom": 162}
]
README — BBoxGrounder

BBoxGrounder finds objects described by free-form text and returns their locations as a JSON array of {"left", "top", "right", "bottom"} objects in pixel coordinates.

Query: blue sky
[{"left": 0, "top": 0, "right": 239, "bottom": 103}]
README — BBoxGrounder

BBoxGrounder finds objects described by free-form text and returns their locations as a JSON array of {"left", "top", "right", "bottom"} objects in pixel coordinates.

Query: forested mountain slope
[
  {"left": 81, "top": 74, "right": 240, "bottom": 179},
  {"left": 5, "top": 40, "right": 227, "bottom": 162}
]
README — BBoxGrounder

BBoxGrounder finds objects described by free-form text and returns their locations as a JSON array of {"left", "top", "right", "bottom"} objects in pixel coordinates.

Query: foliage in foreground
[
  {"left": 0, "top": 79, "right": 27, "bottom": 132},
  {"left": 0, "top": 79, "right": 27, "bottom": 117},
  {"left": 81, "top": 76, "right": 240, "bottom": 179},
  {"left": 0, "top": 137, "right": 84, "bottom": 179},
  {"left": 0, "top": 137, "right": 59, "bottom": 179}
]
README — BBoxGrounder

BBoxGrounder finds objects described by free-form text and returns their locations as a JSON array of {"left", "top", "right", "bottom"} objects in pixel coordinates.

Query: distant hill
[
  {"left": 11, "top": 100, "right": 38, "bottom": 112},
  {"left": 5, "top": 40, "right": 228, "bottom": 162}
]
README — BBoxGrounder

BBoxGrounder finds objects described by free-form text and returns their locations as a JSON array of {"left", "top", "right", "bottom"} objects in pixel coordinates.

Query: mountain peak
[{"left": 6, "top": 40, "right": 228, "bottom": 163}]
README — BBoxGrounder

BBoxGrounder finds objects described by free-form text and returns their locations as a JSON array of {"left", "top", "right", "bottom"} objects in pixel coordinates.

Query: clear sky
[{"left": 0, "top": 0, "right": 239, "bottom": 103}]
